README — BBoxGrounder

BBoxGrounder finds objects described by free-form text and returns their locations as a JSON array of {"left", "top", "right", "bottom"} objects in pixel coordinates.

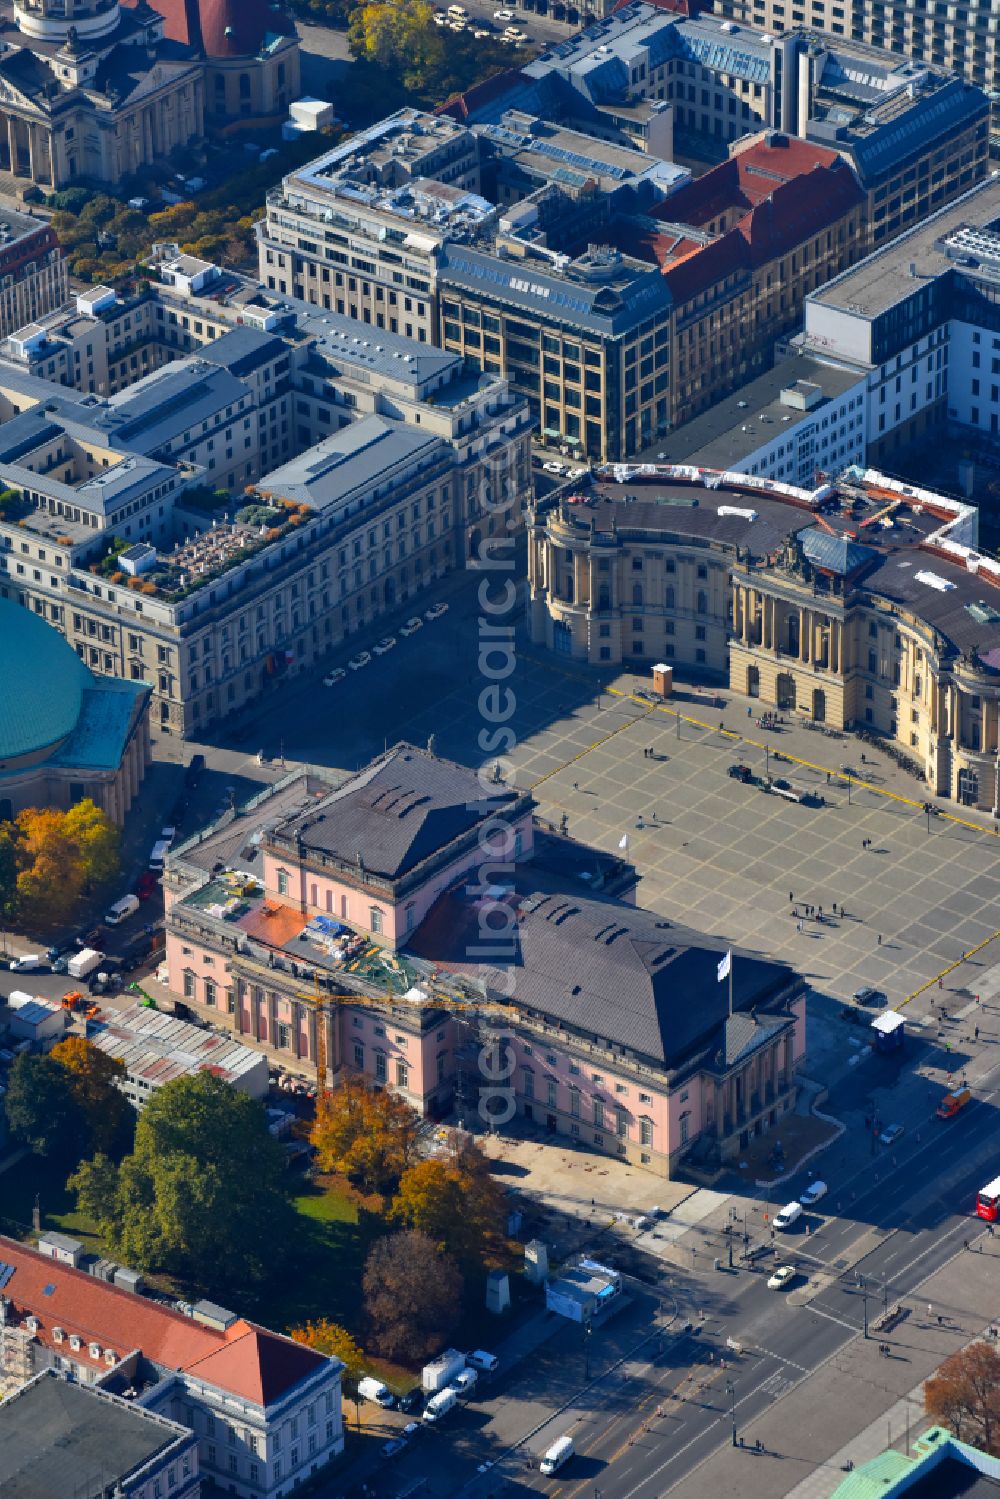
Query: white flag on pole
[
  {"left": 618, "top": 833, "right": 629, "bottom": 851},
  {"left": 717, "top": 949, "right": 732, "bottom": 983}
]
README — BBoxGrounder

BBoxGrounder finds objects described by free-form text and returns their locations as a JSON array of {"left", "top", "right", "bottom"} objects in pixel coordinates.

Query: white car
[
  {"left": 799, "top": 1179, "right": 828, "bottom": 1208},
  {"left": 504, "top": 27, "right": 528, "bottom": 41},
  {"left": 569, "top": 465, "right": 588, "bottom": 478},
  {"left": 494, "top": 6, "right": 514, "bottom": 16},
  {"left": 473, "top": 27, "right": 490, "bottom": 36},
  {"left": 400, "top": 617, "right": 423, "bottom": 636},
  {"left": 767, "top": 1264, "right": 796, "bottom": 1291},
  {"left": 323, "top": 668, "right": 346, "bottom": 687},
  {"left": 347, "top": 651, "right": 371, "bottom": 671},
  {"left": 449, "top": 18, "right": 466, "bottom": 28},
  {"left": 433, "top": 9, "right": 448, "bottom": 20},
  {"left": 425, "top": 602, "right": 450, "bottom": 620},
  {"left": 373, "top": 637, "right": 396, "bottom": 655}
]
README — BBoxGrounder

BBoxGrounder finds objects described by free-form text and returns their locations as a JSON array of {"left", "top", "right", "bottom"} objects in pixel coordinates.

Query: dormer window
[
  {"left": 104, "top": 1349, "right": 117, "bottom": 1366},
  {"left": 69, "top": 1334, "right": 81, "bottom": 1351},
  {"left": 53, "top": 1327, "right": 64, "bottom": 1344},
  {"left": 25, "top": 1316, "right": 39, "bottom": 1334},
  {"left": 89, "top": 1342, "right": 101, "bottom": 1360}
]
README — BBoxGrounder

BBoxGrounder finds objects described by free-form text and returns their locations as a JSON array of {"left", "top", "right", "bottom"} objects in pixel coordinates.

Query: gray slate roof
[
  {"left": 799, "top": 526, "right": 878, "bottom": 576},
  {"left": 275, "top": 743, "right": 522, "bottom": 880},
  {"left": 470, "top": 890, "right": 794, "bottom": 1067}
]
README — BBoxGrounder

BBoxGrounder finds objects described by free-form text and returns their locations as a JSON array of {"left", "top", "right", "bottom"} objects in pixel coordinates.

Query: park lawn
[
  {"left": 251, "top": 1173, "right": 376, "bottom": 1337},
  {"left": 0, "top": 1151, "right": 103, "bottom": 1252}
]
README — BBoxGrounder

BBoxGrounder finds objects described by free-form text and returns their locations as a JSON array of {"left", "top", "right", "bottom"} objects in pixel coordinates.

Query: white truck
[
  {"left": 67, "top": 947, "right": 103, "bottom": 980},
  {"left": 422, "top": 1348, "right": 466, "bottom": 1393},
  {"left": 422, "top": 1388, "right": 458, "bottom": 1423}
]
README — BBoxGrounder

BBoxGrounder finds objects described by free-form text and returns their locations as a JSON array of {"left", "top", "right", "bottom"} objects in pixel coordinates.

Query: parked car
[
  {"left": 773, "top": 1201, "right": 803, "bottom": 1231},
  {"left": 880, "top": 1122, "right": 905, "bottom": 1147},
  {"left": 105, "top": 894, "right": 140, "bottom": 926},
  {"left": 399, "top": 1387, "right": 424, "bottom": 1414},
  {"left": 358, "top": 1377, "right": 395, "bottom": 1407},
  {"left": 400, "top": 617, "right": 423, "bottom": 636},
  {"left": 494, "top": 6, "right": 514, "bottom": 15},
  {"left": 767, "top": 1265, "right": 796, "bottom": 1290},
  {"left": 466, "top": 1350, "right": 499, "bottom": 1374},
  {"left": 853, "top": 985, "right": 888, "bottom": 1007},
  {"left": 323, "top": 668, "right": 346, "bottom": 687},
  {"left": 728, "top": 763, "right": 752, "bottom": 782},
  {"left": 160, "top": 826, "right": 177, "bottom": 845},
  {"left": 381, "top": 1437, "right": 408, "bottom": 1460},
  {"left": 347, "top": 652, "right": 371, "bottom": 671},
  {"left": 137, "top": 870, "right": 159, "bottom": 901},
  {"left": 799, "top": 1179, "right": 828, "bottom": 1208},
  {"left": 373, "top": 637, "right": 396, "bottom": 655},
  {"left": 425, "top": 602, "right": 449, "bottom": 620}
]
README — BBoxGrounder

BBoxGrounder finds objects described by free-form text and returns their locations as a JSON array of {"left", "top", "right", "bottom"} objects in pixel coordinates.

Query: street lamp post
[
  {"left": 860, "top": 1277, "right": 870, "bottom": 1338},
  {"left": 584, "top": 1316, "right": 593, "bottom": 1381},
  {"left": 726, "top": 1379, "right": 737, "bottom": 1446}
]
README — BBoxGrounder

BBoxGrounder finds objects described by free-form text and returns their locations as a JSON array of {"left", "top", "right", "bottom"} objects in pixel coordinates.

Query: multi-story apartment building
[
  {"left": 796, "top": 177, "right": 1000, "bottom": 467},
  {"left": 528, "top": 461, "right": 1000, "bottom": 810},
  {"left": 1, "top": 1371, "right": 201, "bottom": 1499},
  {"left": 714, "top": 0, "right": 1000, "bottom": 99},
  {"left": 258, "top": 109, "right": 492, "bottom": 346},
  {"left": 0, "top": 199, "right": 67, "bottom": 341},
  {"left": 637, "top": 350, "right": 868, "bottom": 482},
  {"left": 162, "top": 744, "right": 807, "bottom": 1175},
  {"left": 614, "top": 131, "right": 866, "bottom": 424},
  {"left": 0, "top": 1235, "right": 343, "bottom": 1499},
  {"left": 0, "top": 285, "right": 532, "bottom": 734}
]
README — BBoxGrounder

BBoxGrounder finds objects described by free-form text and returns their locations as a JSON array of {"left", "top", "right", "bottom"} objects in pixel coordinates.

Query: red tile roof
[
  {"left": 0, "top": 1238, "right": 328, "bottom": 1407},
  {"left": 660, "top": 135, "right": 856, "bottom": 237},
  {"left": 438, "top": 67, "right": 526, "bottom": 122},
  {"left": 123, "top": 0, "right": 295, "bottom": 56}
]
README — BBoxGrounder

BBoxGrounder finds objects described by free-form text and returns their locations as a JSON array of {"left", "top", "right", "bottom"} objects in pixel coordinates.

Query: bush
[{"left": 236, "top": 503, "right": 282, "bottom": 527}]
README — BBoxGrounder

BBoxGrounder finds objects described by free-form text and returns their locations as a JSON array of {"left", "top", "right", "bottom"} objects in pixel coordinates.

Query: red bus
[{"left": 976, "top": 1175, "right": 1000, "bottom": 1221}]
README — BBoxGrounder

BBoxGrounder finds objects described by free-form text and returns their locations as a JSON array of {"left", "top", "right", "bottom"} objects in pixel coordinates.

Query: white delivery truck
[
  {"left": 67, "top": 947, "right": 103, "bottom": 980},
  {"left": 540, "top": 1435, "right": 575, "bottom": 1475},
  {"left": 422, "top": 1348, "right": 466, "bottom": 1393},
  {"left": 422, "top": 1388, "right": 458, "bottom": 1423}
]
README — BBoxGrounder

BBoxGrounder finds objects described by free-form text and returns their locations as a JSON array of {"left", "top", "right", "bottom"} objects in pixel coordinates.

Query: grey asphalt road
[{"left": 352, "top": 1059, "right": 1000, "bottom": 1499}]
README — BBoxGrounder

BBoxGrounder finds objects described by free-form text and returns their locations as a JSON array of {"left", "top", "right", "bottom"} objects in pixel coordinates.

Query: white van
[
  {"left": 358, "top": 1376, "right": 394, "bottom": 1407},
  {"left": 149, "top": 839, "right": 170, "bottom": 872},
  {"left": 467, "top": 1349, "right": 499, "bottom": 1374},
  {"left": 799, "top": 1179, "right": 828, "bottom": 1208},
  {"left": 774, "top": 1201, "right": 803, "bottom": 1230},
  {"left": 540, "top": 1435, "right": 575, "bottom": 1475},
  {"left": 105, "top": 894, "right": 139, "bottom": 926},
  {"left": 423, "top": 1388, "right": 458, "bottom": 1422}
]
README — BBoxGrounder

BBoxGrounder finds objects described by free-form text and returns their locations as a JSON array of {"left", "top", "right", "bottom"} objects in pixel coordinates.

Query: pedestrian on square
[
  {"left": 790, "top": 891, "right": 794, "bottom": 902},
  {"left": 975, "top": 1025, "right": 980, "bottom": 1041},
  {"left": 877, "top": 933, "right": 882, "bottom": 946}
]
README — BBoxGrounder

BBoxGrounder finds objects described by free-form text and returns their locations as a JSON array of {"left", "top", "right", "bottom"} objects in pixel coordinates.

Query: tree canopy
[
  {"left": 310, "top": 1075, "right": 419, "bottom": 1195},
  {"left": 4, "top": 799, "right": 120, "bottom": 928},
  {"left": 391, "top": 1142, "right": 508, "bottom": 1271},
  {"left": 925, "top": 1341, "right": 1000, "bottom": 1453},
  {"left": 3, "top": 1053, "right": 84, "bottom": 1163},
  {"left": 290, "top": 1319, "right": 365, "bottom": 1390},
  {"left": 363, "top": 1229, "right": 462, "bottom": 1363},
  {"left": 70, "top": 1072, "right": 292, "bottom": 1293},
  {"left": 347, "top": 0, "right": 525, "bottom": 108},
  {"left": 50, "top": 1036, "right": 134, "bottom": 1158}
]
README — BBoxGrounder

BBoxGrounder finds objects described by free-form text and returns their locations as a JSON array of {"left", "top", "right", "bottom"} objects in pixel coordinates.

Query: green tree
[
  {"left": 3, "top": 1053, "right": 83, "bottom": 1162},
  {"left": 363, "top": 1230, "right": 462, "bottom": 1363},
  {"left": 0, "top": 821, "right": 19, "bottom": 926},
  {"left": 310, "top": 1076, "right": 419, "bottom": 1194},
  {"left": 70, "top": 1072, "right": 292, "bottom": 1293},
  {"left": 51, "top": 1036, "right": 134, "bottom": 1158}
]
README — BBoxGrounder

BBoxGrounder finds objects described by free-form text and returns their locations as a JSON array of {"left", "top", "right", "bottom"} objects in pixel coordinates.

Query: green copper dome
[{"left": 0, "top": 598, "right": 93, "bottom": 763}]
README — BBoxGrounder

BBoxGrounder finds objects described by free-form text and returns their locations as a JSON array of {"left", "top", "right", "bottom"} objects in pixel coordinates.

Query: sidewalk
[{"left": 668, "top": 1233, "right": 1000, "bottom": 1498}]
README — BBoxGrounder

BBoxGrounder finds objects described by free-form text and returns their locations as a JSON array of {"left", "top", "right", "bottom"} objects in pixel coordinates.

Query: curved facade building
[
  {"left": 528, "top": 465, "right": 1000, "bottom": 811},
  {"left": 0, "top": 599, "right": 150, "bottom": 824},
  {"left": 126, "top": 0, "right": 299, "bottom": 125}
]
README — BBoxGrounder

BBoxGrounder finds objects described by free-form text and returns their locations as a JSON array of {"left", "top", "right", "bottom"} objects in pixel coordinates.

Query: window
[
  {"left": 593, "top": 1099, "right": 604, "bottom": 1128},
  {"left": 370, "top": 907, "right": 384, "bottom": 934},
  {"left": 375, "top": 1052, "right": 387, "bottom": 1082},
  {"left": 277, "top": 869, "right": 289, "bottom": 896},
  {"left": 396, "top": 1059, "right": 409, "bottom": 1088},
  {"left": 640, "top": 1118, "right": 653, "bottom": 1146}
]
